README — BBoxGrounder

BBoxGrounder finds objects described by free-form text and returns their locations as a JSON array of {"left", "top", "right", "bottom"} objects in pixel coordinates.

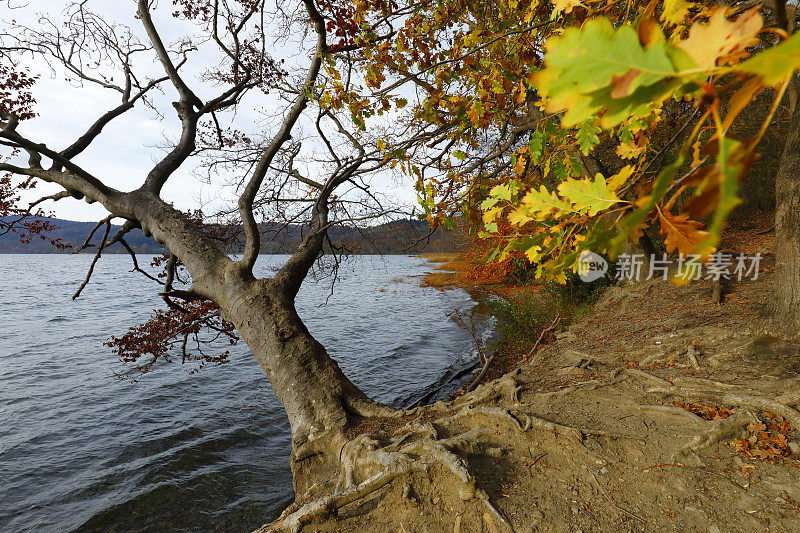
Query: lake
[{"left": 0, "top": 254, "right": 488, "bottom": 532}]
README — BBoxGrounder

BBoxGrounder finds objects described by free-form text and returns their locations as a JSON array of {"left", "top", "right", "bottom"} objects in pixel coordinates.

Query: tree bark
[
  {"left": 118, "top": 192, "right": 392, "bottom": 495},
  {"left": 210, "top": 268, "right": 393, "bottom": 495},
  {"left": 770, "top": 100, "right": 800, "bottom": 331}
]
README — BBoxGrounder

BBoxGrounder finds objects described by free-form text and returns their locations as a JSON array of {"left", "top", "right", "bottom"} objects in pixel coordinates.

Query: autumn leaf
[
  {"left": 520, "top": 185, "right": 574, "bottom": 219},
  {"left": 676, "top": 7, "right": 762, "bottom": 69},
  {"left": 534, "top": 18, "right": 678, "bottom": 125},
  {"left": 468, "top": 101, "right": 485, "bottom": 125},
  {"left": 508, "top": 207, "right": 533, "bottom": 226},
  {"left": 515, "top": 153, "right": 528, "bottom": 175},
  {"left": 658, "top": 210, "right": 709, "bottom": 254},
  {"left": 490, "top": 183, "right": 514, "bottom": 202},
  {"left": 551, "top": 0, "right": 584, "bottom": 16},
  {"left": 616, "top": 141, "right": 646, "bottom": 159},
  {"left": 661, "top": 0, "right": 693, "bottom": 25},
  {"left": 558, "top": 174, "right": 620, "bottom": 216},
  {"left": 637, "top": 0, "right": 663, "bottom": 50},
  {"left": 607, "top": 166, "right": 635, "bottom": 191},
  {"left": 739, "top": 30, "right": 800, "bottom": 84},
  {"left": 575, "top": 119, "right": 601, "bottom": 155}
]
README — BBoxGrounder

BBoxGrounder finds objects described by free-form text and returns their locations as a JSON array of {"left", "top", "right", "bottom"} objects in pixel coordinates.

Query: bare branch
[
  {"left": 72, "top": 218, "right": 111, "bottom": 299},
  {"left": 236, "top": 0, "right": 328, "bottom": 274}
]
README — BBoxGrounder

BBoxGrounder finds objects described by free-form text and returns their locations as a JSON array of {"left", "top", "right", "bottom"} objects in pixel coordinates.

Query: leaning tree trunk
[
  {"left": 128, "top": 196, "right": 391, "bottom": 496},
  {"left": 770, "top": 98, "right": 800, "bottom": 331},
  {"left": 215, "top": 272, "right": 392, "bottom": 495}
]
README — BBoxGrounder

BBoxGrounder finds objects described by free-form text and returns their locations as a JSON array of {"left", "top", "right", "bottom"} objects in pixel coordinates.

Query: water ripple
[{"left": 0, "top": 254, "right": 484, "bottom": 532}]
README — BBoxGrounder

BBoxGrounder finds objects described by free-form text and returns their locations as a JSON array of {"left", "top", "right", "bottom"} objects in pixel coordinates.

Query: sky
[{"left": 7, "top": 0, "right": 418, "bottom": 222}]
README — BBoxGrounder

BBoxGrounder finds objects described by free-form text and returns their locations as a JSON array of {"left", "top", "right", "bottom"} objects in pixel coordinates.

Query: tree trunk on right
[{"left": 770, "top": 100, "right": 800, "bottom": 331}]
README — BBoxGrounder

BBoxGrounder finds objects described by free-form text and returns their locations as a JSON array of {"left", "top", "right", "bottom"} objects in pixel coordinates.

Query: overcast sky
[{"left": 8, "top": 0, "right": 417, "bottom": 222}]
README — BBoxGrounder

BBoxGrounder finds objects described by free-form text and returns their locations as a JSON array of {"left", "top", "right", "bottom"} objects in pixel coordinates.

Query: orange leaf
[
  {"left": 610, "top": 69, "right": 642, "bottom": 99},
  {"left": 637, "top": 0, "right": 662, "bottom": 50},
  {"left": 658, "top": 210, "right": 711, "bottom": 255}
]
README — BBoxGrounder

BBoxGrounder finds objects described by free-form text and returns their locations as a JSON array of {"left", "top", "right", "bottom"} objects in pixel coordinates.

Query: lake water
[{"left": 0, "top": 254, "right": 487, "bottom": 532}]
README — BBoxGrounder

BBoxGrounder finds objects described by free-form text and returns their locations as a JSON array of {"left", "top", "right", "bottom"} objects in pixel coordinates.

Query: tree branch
[{"left": 236, "top": 0, "right": 327, "bottom": 274}]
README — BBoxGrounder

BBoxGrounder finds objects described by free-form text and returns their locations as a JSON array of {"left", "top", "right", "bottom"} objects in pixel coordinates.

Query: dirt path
[{"left": 261, "top": 236, "right": 800, "bottom": 532}]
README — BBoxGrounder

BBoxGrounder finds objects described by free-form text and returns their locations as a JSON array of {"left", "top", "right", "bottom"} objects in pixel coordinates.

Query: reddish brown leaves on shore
[
  {"left": 732, "top": 411, "right": 799, "bottom": 462},
  {"left": 673, "top": 401, "right": 731, "bottom": 420}
]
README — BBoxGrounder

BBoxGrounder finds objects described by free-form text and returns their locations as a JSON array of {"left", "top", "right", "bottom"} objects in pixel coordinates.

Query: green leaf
[
  {"left": 739, "top": 31, "right": 800, "bottom": 85},
  {"left": 529, "top": 130, "right": 545, "bottom": 165},
  {"left": 575, "top": 119, "right": 601, "bottom": 155},
  {"left": 480, "top": 196, "right": 500, "bottom": 210},
  {"left": 535, "top": 19, "right": 678, "bottom": 115},
  {"left": 533, "top": 17, "right": 704, "bottom": 127},
  {"left": 550, "top": 157, "right": 568, "bottom": 179},
  {"left": 557, "top": 174, "right": 621, "bottom": 216},
  {"left": 489, "top": 183, "right": 513, "bottom": 201},
  {"left": 566, "top": 154, "right": 584, "bottom": 177}
]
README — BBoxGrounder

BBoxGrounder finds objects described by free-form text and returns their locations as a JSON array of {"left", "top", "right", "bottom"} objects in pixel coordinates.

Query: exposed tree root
[
  {"left": 646, "top": 386, "right": 800, "bottom": 433},
  {"left": 264, "top": 467, "right": 404, "bottom": 532},
  {"left": 265, "top": 418, "right": 515, "bottom": 532},
  {"left": 672, "top": 410, "right": 754, "bottom": 463},
  {"left": 637, "top": 404, "right": 705, "bottom": 423},
  {"left": 622, "top": 368, "right": 673, "bottom": 388},
  {"left": 671, "top": 376, "right": 758, "bottom": 392},
  {"left": 453, "top": 405, "right": 638, "bottom": 442},
  {"left": 455, "top": 372, "right": 524, "bottom": 409}
]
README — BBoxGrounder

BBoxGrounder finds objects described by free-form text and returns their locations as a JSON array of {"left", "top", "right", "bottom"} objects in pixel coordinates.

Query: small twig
[
  {"left": 527, "top": 315, "right": 561, "bottom": 364},
  {"left": 449, "top": 308, "right": 487, "bottom": 364},
  {"left": 72, "top": 219, "right": 111, "bottom": 299},
  {"left": 465, "top": 352, "right": 497, "bottom": 393},
  {"left": 71, "top": 215, "right": 113, "bottom": 254}
]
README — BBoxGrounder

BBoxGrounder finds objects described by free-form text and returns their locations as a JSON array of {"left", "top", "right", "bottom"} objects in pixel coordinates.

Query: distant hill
[
  {"left": 0, "top": 217, "right": 461, "bottom": 254},
  {"left": 0, "top": 217, "right": 167, "bottom": 254}
]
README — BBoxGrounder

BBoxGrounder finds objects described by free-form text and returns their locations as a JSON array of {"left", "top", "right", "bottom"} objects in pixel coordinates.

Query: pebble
[{"left": 788, "top": 441, "right": 800, "bottom": 455}]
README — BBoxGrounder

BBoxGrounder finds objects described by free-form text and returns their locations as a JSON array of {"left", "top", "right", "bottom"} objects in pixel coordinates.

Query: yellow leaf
[
  {"left": 524, "top": 244, "right": 543, "bottom": 262},
  {"left": 482, "top": 206, "right": 503, "bottom": 223},
  {"left": 558, "top": 174, "right": 621, "bottom": 216},
  {"left": 677, "top": 7, "right": 762, "bottom": 70},
  {"left": 661, "top": 0, "right": 692, "bottom": 25},
  {"left": 607, "top": 166, "right": 635, "bottom": 190},
  {"left": 551, "top": 0, "right": 584, "bottom": 16},
  {"left": 520, "top": 185, "right": 574, "bottom": 218},
  {"left": 616, "top": 141, "right": 646, "bottom": 160},
  {"left": 509, "top": 207, "right": 533, "bottom": 226}
]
